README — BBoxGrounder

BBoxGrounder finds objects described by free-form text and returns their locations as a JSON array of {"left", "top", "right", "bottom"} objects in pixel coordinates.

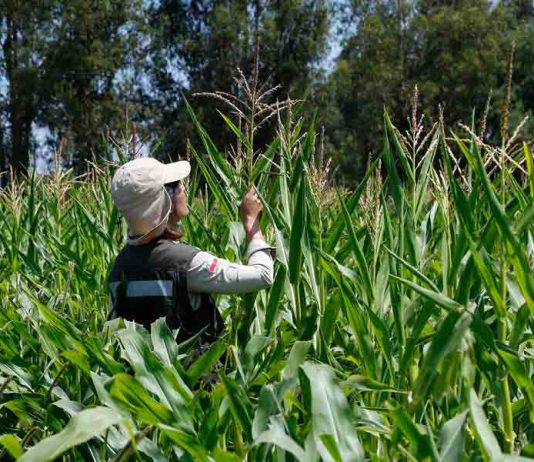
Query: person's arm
[
  {"left": 187, "top": 238, "right": 274, "bottom": 293},
  {"left": 187, "top": 186, "right": 274, "bottom": 294}
]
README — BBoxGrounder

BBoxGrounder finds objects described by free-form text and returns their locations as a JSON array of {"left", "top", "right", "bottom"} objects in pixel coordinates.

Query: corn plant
[{"left": 0, "top": 99, "right": 533, "bottom": 461}]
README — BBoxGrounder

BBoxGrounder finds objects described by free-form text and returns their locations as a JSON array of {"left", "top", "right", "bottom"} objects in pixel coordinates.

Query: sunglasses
[{"left": 165, "top": 180, "right": 187, "bottom": 194}]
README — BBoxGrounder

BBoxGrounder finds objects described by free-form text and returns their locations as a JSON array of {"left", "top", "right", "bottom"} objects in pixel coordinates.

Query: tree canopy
[{"left": 0, "top": 0, "right": 532, "bottom": 182}]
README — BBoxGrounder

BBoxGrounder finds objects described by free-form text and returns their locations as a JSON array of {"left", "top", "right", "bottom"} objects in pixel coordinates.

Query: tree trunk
[
  {"left": 0, "top": 104, "right": 7, "bottom": 186},
  {"left": 4, "top": 0, "right": 33, "bottom": 173}
]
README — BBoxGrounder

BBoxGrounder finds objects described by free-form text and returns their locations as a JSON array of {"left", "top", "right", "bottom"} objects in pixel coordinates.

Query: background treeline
[{"left": 1, "top": 0, "right": 533, "bottom": 183}]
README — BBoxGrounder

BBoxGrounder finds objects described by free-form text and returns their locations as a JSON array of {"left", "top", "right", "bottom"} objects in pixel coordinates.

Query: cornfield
[{"left": 0, "top": 100, "right": 533, "bottom": 461}]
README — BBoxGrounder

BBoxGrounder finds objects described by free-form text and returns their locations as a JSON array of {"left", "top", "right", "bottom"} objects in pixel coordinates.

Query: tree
[
  {"left": 146, "top": 0, "right": 252, "bottom": 157},
  {"left": 410, "top": 0, "right": 507, "bottom": 130},
  {"left": 322, "top": 0, "right": 517, "bottom": 182},
  {"left": 0, "top": 0, "right": 146, "bottom": 173},
  {"left": 0, "top": 0, "right": 56, "bottom": 172},
  {"left": 146, "top": 0, "right": 329, "bottom": 159},
  {"left": 37, "top": 0, "right": 144, "bottom": 170},
  {"left": 317, "top": 0, "right": 410, "bottom": 181},
  {"left": 502, "top": 0, "right": 534, "bottom": 23}
]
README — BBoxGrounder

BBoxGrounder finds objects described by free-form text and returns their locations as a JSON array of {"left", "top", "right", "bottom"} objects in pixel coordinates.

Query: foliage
[
  {"left": 3, "top": 1, "right": 534, "bottom": 182},
  {"left": 0, "top": 0, "right": 144, "bottom": 171},
  {"left": 319, "top": 0, "right": 534, "bottom": 182},
  {"left": 37, "top": 0, "right": 145, "bottom": 170},
  {"left": 0, "top": 101, "right": 533, "bottom": 460},
  {"left": 147, "top": 0, "right": 329, "bottom": 157}
]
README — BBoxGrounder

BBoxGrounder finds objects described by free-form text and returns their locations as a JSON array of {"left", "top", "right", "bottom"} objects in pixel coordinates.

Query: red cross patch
[{"left": 208, "top": 258, "right": 218, "bottom": 273}]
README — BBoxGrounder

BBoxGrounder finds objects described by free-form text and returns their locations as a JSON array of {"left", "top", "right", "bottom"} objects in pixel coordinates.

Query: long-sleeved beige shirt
[{"left": 186, "top": 237, "right": 275, "bottom": 294}]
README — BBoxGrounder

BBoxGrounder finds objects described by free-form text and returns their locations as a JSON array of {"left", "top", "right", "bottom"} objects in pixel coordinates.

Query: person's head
[
  {"left": 110, "top": 157, "right": 190, "bottom": 245},
  {"left": 165, "top": 180, "right": 189, "bottom": 221},
  {"left": 162, "top": 180, "right": 189, "bottom": 240}
]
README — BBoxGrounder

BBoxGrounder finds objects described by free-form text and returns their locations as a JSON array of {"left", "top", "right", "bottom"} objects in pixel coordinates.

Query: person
[{"left": 108, "top": 157, "right": 274, "bottom": 342}]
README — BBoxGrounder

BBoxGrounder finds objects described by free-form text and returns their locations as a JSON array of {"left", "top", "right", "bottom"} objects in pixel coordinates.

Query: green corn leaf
[
  {"left": 19, "top": 407, "right": 122, "bottom": 462},
  {"left": 222, "top": 376, "right": 254, "bottom": 441},
  {"left": 324, "top": 160, "right": 377, "bottom": 254},
  {"left": 439, "top": 411, "right": 468, "bottom": 462},
  {"left": 61, "top": 350, "right": 91, "bottom": 374},
  {"left": 497, "top": 347, "right": 534, "bottom": 423},
  {"left": 252, "top": 385, "right": 280, "bottom": 439},
  {"left": 159, "top": 425, "right": 209, "bottom": 462},
  {"left": 450, "top": 174, "right": 506, "bottom": 316},
  {"left": 300, "top": 362, "right": 364, "bottom": 462},
  {"left": 110, "top": 373, "right": 175, "bottom": 426},
  {"left": 185, "top": 99, "right": 236, "bottom": 188},
  {"left": 344, "top": 375, "right": 405, "bottom": 393},
  {"left": 386, "top": 247, "right": 440, "bottom": 292},
  {"left": 242, "top": 335, "right": 273, "bottom": 381},
  {"left": 524, "top": 142, "right": 534, "bottom": 201},
  {"left": 414, "top": 130, "right": 439, "bottom": 219},
  {"left": 0, "top": 434, "right": 23, "bottom": 459},
  {"left": 282, "top": 341, "right": 311, "bottom": 382},
  {"left": 364, "top": 306, "right": 396, "bottom": 378},
  {"left": 251, "top": 138, "right": 280, "bottom": 184},
  {"left": 510, "top": 304, "right": 530, "bottom": 349},
  {"left": 390, "top": 275, "right": 462, "bottom": 312},
  {"left": 321, "top": 253, "right": 375, "bottom": 376},
  {"left": 319, "top": 434, "right": 344, "bottom": 462},
  {"left": 288, "top": 176, "right": 307, "bottom": 284},
  {"left": 253, "top": 428, "right": 306, "bottom": 462},
  {"left": 186, "top": 340, "right": 226, "bottom": 387},
  {"left": 469, "top": 389, "right": 502, "bottom": 460},
  {"left": 264, "top": 266, "right": 286, "bottom": 335},
  {"left": 289, "top": 117, "right": 316, "bottom": 191},
  {"left": 217, "top": 110, "right": 252, "bottom": 153},
  {"left": 117, "top": 326, "right": 193, "bottom": 416},
  {"left": 415, "top": 311, "right": 471, "bottom": 398},
  {"left": 338, "top": 189, "right": 373, "bottom": 300},
  {"left": 501, "top": 455, "right": 534, "bottom": 462},
  {"left": 75, "top": 198, "right": 112, "bottom": 246},
  {"left": 381, "top": 190, "right": 405, "bottom": 347},
  {"left": 455, "top": 133, "right": 534, "bottom": 317},
  {"left": 513, "top": 203, "right": 534, "bottom": 235},
  {"left": 189, "top": 144, "right": 235, "bottom": 219},
  {"left": 389, "top": 406, "right": 432, "bottom": 459},
  {"left": 384, "top": 111, "right": 415, "bottom": 185},
  {"left": 150, "top": 318, "right": 179, "bottom": 367}
]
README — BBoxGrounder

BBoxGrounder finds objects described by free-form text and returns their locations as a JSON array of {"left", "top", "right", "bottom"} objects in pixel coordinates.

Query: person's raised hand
[{"left": 240, "top": 186, "right": 263, "bottom": 241}]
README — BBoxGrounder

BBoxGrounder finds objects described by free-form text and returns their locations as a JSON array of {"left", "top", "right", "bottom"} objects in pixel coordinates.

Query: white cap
[{"left": 111, "top": 158, "right": 191, "bottom": 245}]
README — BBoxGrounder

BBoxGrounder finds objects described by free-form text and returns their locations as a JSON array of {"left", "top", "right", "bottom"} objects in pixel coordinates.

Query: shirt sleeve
[{"left": 186, "top": 238, "right": 275, "bottom": 294}]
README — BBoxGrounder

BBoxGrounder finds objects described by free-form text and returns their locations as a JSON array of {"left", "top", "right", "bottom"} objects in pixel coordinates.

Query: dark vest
[{"left": 109, "top": 238, "right": 222, "bottom": 342}]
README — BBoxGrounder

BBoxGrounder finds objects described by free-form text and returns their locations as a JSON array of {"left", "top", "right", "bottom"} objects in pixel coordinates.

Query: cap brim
[{"left": 163, "top": 160, "right": 191, "bottom": 184}]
